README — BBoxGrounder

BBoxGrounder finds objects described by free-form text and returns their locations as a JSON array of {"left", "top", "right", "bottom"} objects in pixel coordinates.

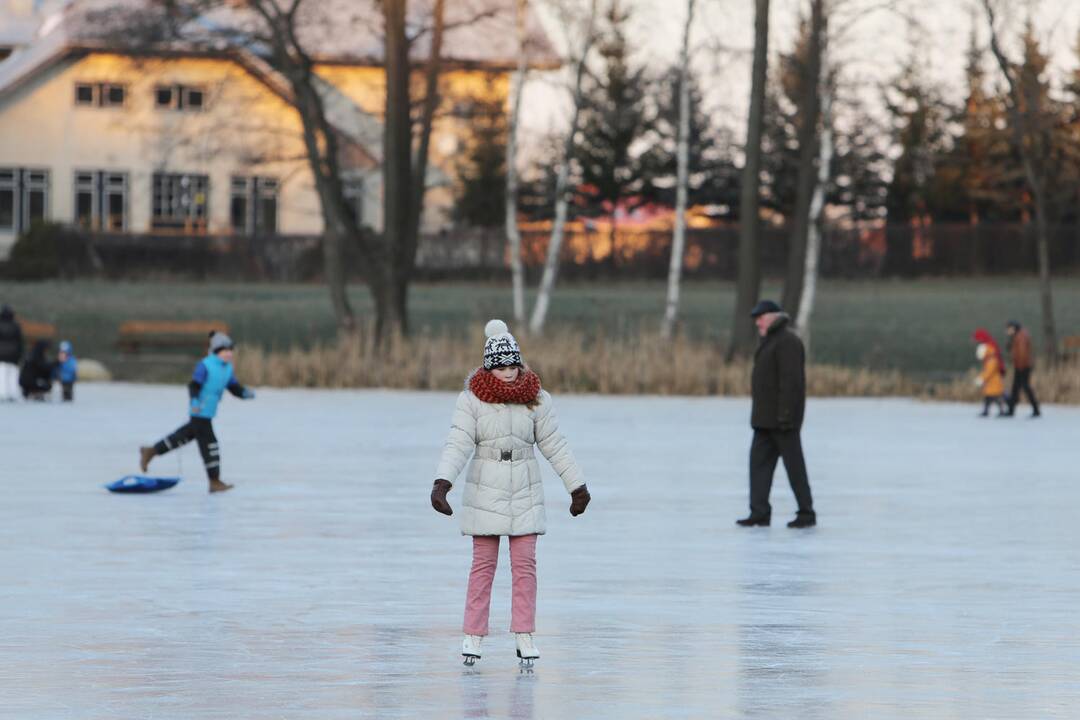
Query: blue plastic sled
[{"left": 106, "top": 475, "right": 181, "bottom": 494}]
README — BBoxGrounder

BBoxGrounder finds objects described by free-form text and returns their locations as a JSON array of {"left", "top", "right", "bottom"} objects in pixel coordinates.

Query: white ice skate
[
  {"left": 462, "top": 635, "right": 483, "bottom": 666},
  {"left": 515, "top": 633, "right": 539, "bottom": 670}
]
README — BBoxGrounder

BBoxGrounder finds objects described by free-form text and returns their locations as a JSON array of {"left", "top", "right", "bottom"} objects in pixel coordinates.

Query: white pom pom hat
[{"left": 483, "top": 319, "right": 523, "bottom": 370}]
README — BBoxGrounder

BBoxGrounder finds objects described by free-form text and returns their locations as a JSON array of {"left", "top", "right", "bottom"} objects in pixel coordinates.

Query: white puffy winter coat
[{"left": 435, "top": 388, "right": 584, "bottom": 536}]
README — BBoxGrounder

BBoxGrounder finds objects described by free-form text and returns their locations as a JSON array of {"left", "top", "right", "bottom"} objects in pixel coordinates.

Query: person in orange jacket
[{"left": 975, "top": 343, "right": 1005, "bottom": 417}]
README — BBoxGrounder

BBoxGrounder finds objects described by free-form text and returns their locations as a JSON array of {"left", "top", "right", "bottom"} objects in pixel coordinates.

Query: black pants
[
  {"left": 981, "top": 396, "right": 1004, "bottom": 416},
  {"left": 1007, "top": 369, "right": 1040, "bottom": 415},
  {"left": 750, "top": 429, "right": 814, "bottom": 519},
  {"left": 154, "top": 417, "right": 220, "bottom": 480},
  {"left": 61, "top": 382, "right": 73, "bottom": 402}
]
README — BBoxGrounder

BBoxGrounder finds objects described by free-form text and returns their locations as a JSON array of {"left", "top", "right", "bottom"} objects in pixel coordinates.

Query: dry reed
[{"left": 234, "top": 328, "right": 1080, "bottom": 404}]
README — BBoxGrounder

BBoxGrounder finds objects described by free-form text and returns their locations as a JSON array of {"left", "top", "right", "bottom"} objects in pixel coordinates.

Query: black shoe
[
  {"left": 787, "top": 514, "right": 816, "bottom": 529},
  {"left": 736, "top": 515, "right": 770, "bottom": 527},
  {"left": 1030, "top": 410, "right": 1041, "bottom": 418}
]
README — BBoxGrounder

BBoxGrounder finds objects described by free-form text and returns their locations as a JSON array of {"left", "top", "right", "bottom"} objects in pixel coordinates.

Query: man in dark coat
[
  {"left": 0, "top": 305, "right": 24, "bottom": 401},
  {"left": 737, "top": 300, "right": 816, "bottom": 529}
]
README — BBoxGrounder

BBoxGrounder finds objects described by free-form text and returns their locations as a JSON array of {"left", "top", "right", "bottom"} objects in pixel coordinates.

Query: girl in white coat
[{"left": 431, "top": 320, "right": 590, "bottom": 667}]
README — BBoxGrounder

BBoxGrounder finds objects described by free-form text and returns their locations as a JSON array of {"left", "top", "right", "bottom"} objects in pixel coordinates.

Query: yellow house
[{"left": 0, "top": 0, "right": 556, "bottom": 258}]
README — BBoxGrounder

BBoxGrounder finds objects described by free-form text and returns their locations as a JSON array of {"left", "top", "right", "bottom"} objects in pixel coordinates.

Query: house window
[
  {"left": 74, "top": 82, "right": 126, "bottom": 108},
  {"left": 75, "top": 171, "right": 128, "bottom": 231},
  {"left": 102, "top": 173, "right": 127, "bottom": 230},
  {"left": 343, "top": 178, "right": 365, "bottom": 226},
  {"left": 0, "top": 168, "right": 49, "bottom": 233},
  {"left": 230, "top": 176, "right": 279, "bottom": 235},
  {"left": 155, "top": 86, "right": 175, "bottom": 108},
  {"left": 152, "top": 173, "right": 209, "bottom": 231},
  {"left": 21, "top": 170, "right": 48, "bottom": 229},
  {"left": 155, "top": 84, "right": 208, "bottom": 112},
  {"left": 75, "top": 83, "right": 96, "bottom": 106},
  {"left": 0, "top": 169, "right": 16, "bottom": 231}
]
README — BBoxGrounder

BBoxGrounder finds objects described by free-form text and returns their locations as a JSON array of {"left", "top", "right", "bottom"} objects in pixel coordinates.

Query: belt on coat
[{"left": 475, "top": 446, "right": 536, "bottom": 462}]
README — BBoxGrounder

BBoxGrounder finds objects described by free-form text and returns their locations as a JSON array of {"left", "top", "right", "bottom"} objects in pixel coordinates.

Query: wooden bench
[
  {"left": 117, "top": 321, "right": 230, "bottom": 354},
  {"left": 21, "top": 320, "right": 57, "bottom": 344}
]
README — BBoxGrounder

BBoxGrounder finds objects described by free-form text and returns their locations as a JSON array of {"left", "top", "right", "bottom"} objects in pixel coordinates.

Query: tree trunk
[
  {"left": 727, "top": 0, "right": 771, "bottom": 360},
  {"left": 781, "top": 0, "right": 826, "bottom": 320},
  {"left": 983, "top": 0, "right": 1058, "bottom": 363},
  {"left": 661, "top": 0, "right": 695, "bottom": 340},
  {"left": 795, "top": 70, "right": 833, "bottom": 355},
  {"left": 398, "top": 0, "right": 446, "bottom": 337},
  {"left": 528, "top": 0, "right": 599, "bottom": 336},
  {"left": 506, "top": 0, "right": 529, "bottom": 329},
  {"left": 1031, "top": 182, "right": 1058, "bottom": 359},
  {"left": 381, "top": 0, "right": 413, "bottom": 343}
]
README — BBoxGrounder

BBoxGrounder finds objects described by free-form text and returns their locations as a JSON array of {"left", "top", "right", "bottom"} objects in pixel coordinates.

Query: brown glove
[
  {"left": 569, "top": 484, "right": 591, "bottom": 517},
  {"left": 431, "top": 479, "right": 453, "bottom": 516}
]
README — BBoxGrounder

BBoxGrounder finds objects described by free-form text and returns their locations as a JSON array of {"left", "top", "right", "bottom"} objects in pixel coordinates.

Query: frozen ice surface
[{"left": 1, "top": 384, "right": 1079, "bottom": 719}]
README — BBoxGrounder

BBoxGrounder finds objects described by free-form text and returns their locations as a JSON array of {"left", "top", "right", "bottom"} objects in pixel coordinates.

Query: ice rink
[{"left": 1, "top": 383, "right": 1078, "bottom": 719}]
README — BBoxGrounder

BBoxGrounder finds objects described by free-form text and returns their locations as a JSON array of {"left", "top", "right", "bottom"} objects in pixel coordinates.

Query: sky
[{"left": 521, "top": 0, "right": 1080, "bottom": 150}]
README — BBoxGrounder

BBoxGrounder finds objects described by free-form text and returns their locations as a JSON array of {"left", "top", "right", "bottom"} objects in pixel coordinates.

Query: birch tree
[
  {"left": 660, "top": 0, "right": 695, "bottom": 339},
  {"left": 781, "top": 0, "right": 826, "bottom": 320},
  {"left": 505, "top": 0, "right": 529, "bottom": 328},
  {"left": 794, "top": 63, "right": 833, "bottom": 353},
  {"left": 528, "top": 0, "right": 600, "bottom": 335}
]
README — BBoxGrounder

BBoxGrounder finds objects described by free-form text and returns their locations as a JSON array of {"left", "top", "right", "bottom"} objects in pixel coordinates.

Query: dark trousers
[
  {"left": 981, "top": 396, "right": 1004, "bottom": 416},
  {"left": 61, "top": 382, "right": 73, "bottom": 402},
  {"left": 1007, "top": 369, "right": 1040, "bottom": 415},
  {"left": 154, "top": 417, "right": 220, "bottom": 480},
  {"left": 749, "top": 429, "right": 814, "bottom": 519}
]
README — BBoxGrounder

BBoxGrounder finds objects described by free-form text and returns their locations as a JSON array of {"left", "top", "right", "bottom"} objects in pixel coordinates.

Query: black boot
[
  {"left": 736, "top": 515, "right": 770, "bottom": 527},
  {"left": 787, "top": 513, "right": 816, "bottom": 529}
]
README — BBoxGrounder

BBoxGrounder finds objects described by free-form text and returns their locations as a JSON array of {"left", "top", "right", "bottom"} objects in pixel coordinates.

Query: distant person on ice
[
  {"left": 1003, "top": 321, "right": 1040, "bottom": 418},
  {"left": 139, "top": 331, "right": 255, "bottom": 493},
  {"left": 430, "top": 319, "right": 590, "bottom": 668},
  {"left": 737, "top": 300, "right": 816, "bottom": 529},
  {"left": 974, "top": 341, "right": 1005, "bottom": 417},
  {"left": 19, "top": 340, "right": 54, "bottom": 401},
  {"left": 0, "top": 304, "right": 23, "bottom": 402},
  {"left": 54, "top": 340, "right": 77, "bottom": 402}
]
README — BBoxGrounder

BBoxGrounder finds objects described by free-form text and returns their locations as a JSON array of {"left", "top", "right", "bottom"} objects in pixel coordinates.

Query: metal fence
[{"left": 6, "top": 222, "right": 1079, "bottom": 282}]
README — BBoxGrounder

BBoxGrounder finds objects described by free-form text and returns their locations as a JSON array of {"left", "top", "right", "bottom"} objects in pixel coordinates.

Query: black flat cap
[{"left": 750, "top": 299, "right": 783, "bottom": 318}]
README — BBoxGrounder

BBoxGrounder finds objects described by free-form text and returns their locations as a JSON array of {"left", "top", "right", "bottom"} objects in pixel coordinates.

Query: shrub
[{"left": 5, "top": 222, "right": 94, "bottom": 281}]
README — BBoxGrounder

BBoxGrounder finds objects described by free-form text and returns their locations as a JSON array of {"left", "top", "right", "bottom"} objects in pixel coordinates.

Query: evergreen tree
[
  {"left": 646, "top": 65, "right": 739, "bottom": 212},
  {"left": 454, "top": 78, "right": 508, "bottom": 228},
  {"left": 882, "top": 54, "right": 955, "bottom": 275},
  {"left": 574, "top": 0, "right": 656, "bottom": 220}
]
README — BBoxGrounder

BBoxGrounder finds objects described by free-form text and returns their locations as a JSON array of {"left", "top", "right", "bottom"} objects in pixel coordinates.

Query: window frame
[{"left": 151, "top": 172, "right": 210, "bottom": 232}]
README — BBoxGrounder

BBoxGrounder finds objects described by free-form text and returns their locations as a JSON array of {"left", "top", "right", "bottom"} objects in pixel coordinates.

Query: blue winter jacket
[
  {"left": 55, "top": 355, "right": 78, "bottom": 383},
  {"left": 188, "top": 353, "right": 253, "bottom": 419}
]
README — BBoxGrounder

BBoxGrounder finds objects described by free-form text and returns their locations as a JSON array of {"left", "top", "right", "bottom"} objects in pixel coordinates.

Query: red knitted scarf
[{"left": 469, "top": 367, "right": 542, "bottom": 405}]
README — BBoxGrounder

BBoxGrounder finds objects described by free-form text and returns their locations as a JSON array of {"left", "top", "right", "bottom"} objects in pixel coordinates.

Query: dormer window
[
  {"left": 155, "top": 84, "right": 207, "bottom": 111},
  {"left": 74, "top": 82, "right": 126, "bottom": 108}
]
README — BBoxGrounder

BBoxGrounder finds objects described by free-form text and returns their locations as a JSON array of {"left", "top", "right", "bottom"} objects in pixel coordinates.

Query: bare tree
[
  {"left": 528, "top": 0, "right": 600, "bottom": 336},
  {"left": 661, "top": 0, "right": 696, "bottom": 339},
  {"left": 781, "top": 0, "right": 827, "bottom": 320},
  {"left": 505, "top": 0, "right": 530, "bottom": 328},
  {"left": 396, "top": 0, "right": 447, "bottom": 337},
  {"left": 244, "top": 0, "right": 374, "bottom": 335},
  {"left": 982, "top": 0, "right": 1058, "bottom": 361},
  {"left": 727, "top": 0, "right": 771, "bottom": 359}
]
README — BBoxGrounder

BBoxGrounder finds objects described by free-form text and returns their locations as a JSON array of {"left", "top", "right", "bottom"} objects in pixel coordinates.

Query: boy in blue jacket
[
  {"left": 139, "top": 331, "right": 255, "bottom": 493},
  {"left": 55, "top": 340, "right": 77, "bottom": 401}
]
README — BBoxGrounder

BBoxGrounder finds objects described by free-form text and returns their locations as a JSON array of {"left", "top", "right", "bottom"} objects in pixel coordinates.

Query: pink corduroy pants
[{"left": 463, "top": 534, "right": 538, "bottom": 636}]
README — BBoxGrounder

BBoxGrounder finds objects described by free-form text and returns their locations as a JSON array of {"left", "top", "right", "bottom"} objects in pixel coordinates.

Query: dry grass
[{"left": 234, "top": 328, "right": 1080, "bottom": 403}]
